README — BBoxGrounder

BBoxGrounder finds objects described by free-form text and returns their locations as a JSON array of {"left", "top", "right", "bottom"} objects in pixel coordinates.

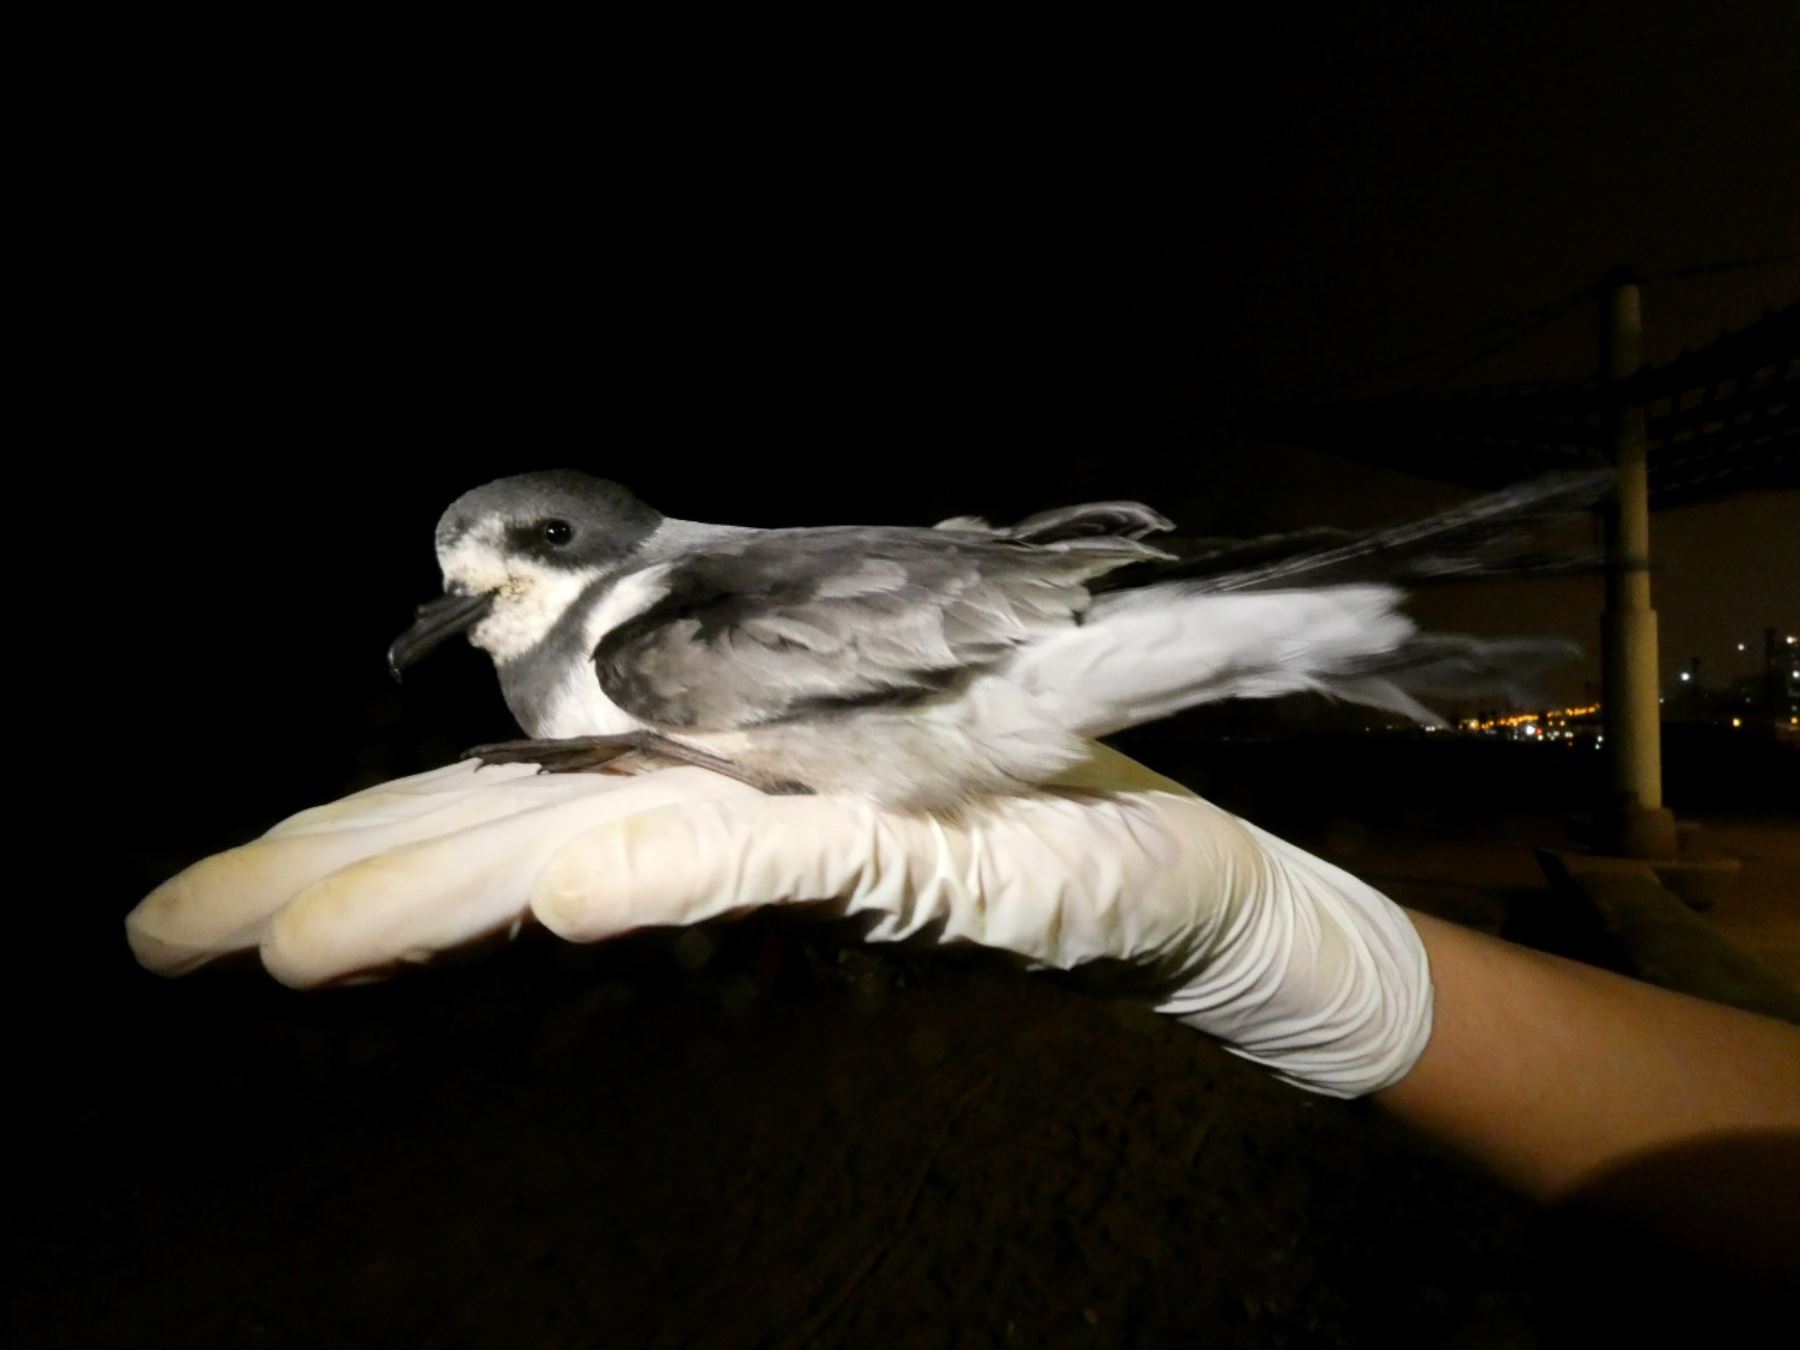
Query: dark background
[
  {"left": 20, "top": 5, "right": 1800, "bottom": 1345},
  {"left": 70, "top": 4, "right": 1797, "bottom": 881}
]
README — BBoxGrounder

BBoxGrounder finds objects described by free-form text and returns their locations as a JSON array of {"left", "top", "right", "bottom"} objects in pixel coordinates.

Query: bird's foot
[
  {"left": 460, "top": 732, "right": 814, "bottom": 795},
  {"left": 461, "top": 736, "right": 640, "bottom": 774}
]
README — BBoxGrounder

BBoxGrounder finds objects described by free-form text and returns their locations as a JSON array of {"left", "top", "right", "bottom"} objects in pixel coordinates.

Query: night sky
[{"left": 60, "top": 5, "right": 1799, "bottom": 949}]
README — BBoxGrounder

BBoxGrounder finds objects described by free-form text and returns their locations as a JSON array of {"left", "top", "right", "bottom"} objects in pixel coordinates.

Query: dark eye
[{"left": 540, "top": 519, "right": 574, "bottom": 546}]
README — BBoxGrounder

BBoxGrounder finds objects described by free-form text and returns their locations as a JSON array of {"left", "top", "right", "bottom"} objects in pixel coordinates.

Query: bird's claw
[{"left": 460, "top": 737, "right": 637, "bottom": 774}]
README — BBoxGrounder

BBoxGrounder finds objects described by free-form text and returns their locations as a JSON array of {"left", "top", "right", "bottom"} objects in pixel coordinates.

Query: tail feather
[
  {"left": 1328, "top": 635, "right": 1579, "bottom": 726},
  {"left": 1010, "top": 586, "right": 1574, "bottom": 735},
  {"left": 1012, "top": 585, "right": 1413, "bottom": 734}
]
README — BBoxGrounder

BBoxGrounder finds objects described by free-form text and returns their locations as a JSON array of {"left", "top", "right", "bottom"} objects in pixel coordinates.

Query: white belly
[{"left": 533, "top": 665, "right": 648, "bottom": 739}]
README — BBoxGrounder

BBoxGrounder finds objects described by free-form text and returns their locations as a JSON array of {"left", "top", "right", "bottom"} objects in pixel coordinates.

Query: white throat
[{"left": 437, "top": 532, "right": 603, "bottom": 665}]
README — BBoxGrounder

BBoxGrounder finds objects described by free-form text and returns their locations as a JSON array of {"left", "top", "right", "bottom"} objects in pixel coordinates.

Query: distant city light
[
  {"left": 1680, "top": 671, "right": 1692, "bottom": 682},
  {"left": 1523, "top": 724, "right": 1538, "bottom": 737},
  {"left": 1731, "top": 717, "right": 1743, "bottom": 728},
  {"left": 1736, "top": 642, "right": 1746, "bottom": 651},
  {"left": 1453, "top": 703, "right": 1598, "bottom": 734}
]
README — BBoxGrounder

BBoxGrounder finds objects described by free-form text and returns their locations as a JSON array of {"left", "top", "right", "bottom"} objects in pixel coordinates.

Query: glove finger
[
  {"left": 258, "top": 767, "right": 767, "bottom": 987},
  {"left": 528, "top": 794, "right": 904, "bottom": 942},
  {"left": 262, "top": 761, "right": 540, "bottom": 839},
  {"left": 129, "top": 765, "right": 720, "bottom": 975}
]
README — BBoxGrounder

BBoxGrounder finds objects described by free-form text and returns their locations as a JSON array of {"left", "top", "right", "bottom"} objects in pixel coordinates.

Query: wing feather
[{"left": 594, "top": 527, "right": 1164, "bottom": 729}]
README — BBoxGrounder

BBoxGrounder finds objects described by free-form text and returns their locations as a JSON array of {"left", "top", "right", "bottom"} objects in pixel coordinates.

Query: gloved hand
[{"left": 126, "top": 746, "right": 1433, "bottom": 1098}]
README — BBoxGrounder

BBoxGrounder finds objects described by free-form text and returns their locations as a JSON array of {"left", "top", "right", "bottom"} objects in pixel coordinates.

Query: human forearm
[{"left": 1377, "top": 909, "right": 1800, "bottom": 1199}]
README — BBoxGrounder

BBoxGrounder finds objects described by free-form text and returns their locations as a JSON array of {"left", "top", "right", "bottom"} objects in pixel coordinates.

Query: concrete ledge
[
  {"left": 1650, "top": 855, "right": 1743, "bottom": 912},
  {"left": 1535, "top": 851, "right": 1800, "bottom": 1026}
]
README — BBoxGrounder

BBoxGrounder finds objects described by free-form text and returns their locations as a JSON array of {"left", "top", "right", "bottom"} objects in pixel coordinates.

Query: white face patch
[{"left": 437, "top": 522, "right": 603, "bottom": 665}]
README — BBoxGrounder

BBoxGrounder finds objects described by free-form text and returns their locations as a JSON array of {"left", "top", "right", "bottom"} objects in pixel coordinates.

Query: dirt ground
[
  {"left": 1681, "top": 818, "right": 1800, "bottom": 986},
  {"left": 15, "top": 923, "right": 1550, "bottom": 1349}
]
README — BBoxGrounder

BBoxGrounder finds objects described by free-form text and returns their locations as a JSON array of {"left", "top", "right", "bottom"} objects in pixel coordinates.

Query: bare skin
[{"left": 1379, "top": 910, "right": 1800, "bottom": 1200}]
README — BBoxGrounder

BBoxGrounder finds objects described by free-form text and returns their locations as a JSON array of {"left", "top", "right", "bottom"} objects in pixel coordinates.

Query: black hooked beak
[{"left": 387, "top": 590, "right": 496, "bottom": 681}]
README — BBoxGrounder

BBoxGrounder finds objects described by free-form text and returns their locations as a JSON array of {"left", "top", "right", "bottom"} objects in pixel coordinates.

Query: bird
[{"left": 387, "top": 469, "right": 1608, "bottom": 810}]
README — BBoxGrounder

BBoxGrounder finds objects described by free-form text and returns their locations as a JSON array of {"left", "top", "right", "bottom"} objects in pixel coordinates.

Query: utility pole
[{"left": 1597, "top": 268, "right": 1677, "bottom": 857}]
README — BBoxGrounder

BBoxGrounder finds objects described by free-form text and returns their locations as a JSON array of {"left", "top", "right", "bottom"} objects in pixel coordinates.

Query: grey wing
[
  {"left": 935, "top": 499, "right": 1175, "bottom": 543},
  {"left": 594, "top": 529, "right": 1162, "bottom": 730},
  {"left": 1093, "top": 470, "right": 1612, "bottom": 595}
]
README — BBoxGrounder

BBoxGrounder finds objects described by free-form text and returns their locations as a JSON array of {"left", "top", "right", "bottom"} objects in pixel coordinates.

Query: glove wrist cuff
[{"left": 1157, "top": 826, "right": 1435, "bottom": 1099}]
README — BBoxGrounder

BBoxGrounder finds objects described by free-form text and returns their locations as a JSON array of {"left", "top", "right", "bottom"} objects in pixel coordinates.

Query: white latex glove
[{"left": 126, "top": 746, "right": 1433, "bottom": 1098}]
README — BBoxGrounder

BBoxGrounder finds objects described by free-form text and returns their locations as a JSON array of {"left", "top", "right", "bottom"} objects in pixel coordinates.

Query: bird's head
[{"left": 387, "top": 471, "right": 664, "bottom": 678}]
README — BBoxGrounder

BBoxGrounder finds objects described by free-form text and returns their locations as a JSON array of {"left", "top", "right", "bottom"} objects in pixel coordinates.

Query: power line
[
  {"left": 1643, "top": 252, "right": 1800, "bottom": 283},
  {"left": 1291, "top": 256, "right": 1797, "bottom": 403},
  {"left": 1400, "top": 290, "right": 1594, "bottom": 394},
  {"left": 1312, "top": 283, "right": 1596, "bottom": 397}
]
